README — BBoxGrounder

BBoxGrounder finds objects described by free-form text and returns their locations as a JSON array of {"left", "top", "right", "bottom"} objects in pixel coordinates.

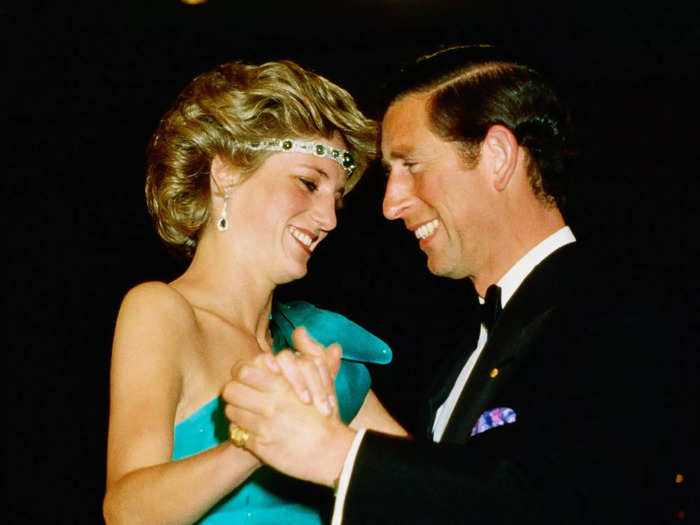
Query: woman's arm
[
  {"left": 268, "top": 329, "right": 408, "bottom": 438},
  {"left": 103, "top": 282, "right": 260, "bottom": 525},
  {"left": 349, "top": 390, "right": 408, "bottom": 437}
]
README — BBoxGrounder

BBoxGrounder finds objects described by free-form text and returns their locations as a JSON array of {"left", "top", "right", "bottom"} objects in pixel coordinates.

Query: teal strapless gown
[{"left": 172, "top": 301, "right": 392, "bottom": 524}]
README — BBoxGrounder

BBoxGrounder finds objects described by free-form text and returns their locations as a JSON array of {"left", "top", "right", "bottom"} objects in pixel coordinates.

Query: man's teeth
[
  {"left": 290, "top": 227, "right": 313, "bottom": 247},
  {"left": 415, "top": 219, "right": 440, "bottom": 240}
]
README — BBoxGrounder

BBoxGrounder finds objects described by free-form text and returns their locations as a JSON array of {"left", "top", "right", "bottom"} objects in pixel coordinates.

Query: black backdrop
[{"left": 6, "top": 2, "right": 699, "bottom": 523}]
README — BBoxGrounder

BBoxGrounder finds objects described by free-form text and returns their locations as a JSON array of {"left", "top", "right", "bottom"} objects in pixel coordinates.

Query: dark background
[{"left": 6, "top": 1, "right": 698, "bottom": 523}]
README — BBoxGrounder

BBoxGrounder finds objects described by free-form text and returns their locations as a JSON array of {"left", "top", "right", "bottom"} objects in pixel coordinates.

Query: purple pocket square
[{"left": 471, "top": 407, "right": 517, "bottom": 436}]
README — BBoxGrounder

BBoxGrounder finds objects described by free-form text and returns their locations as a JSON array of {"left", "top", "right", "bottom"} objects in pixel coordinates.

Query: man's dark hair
[{"left": 382, "top": 45, "right": 576, "bottom": 208}]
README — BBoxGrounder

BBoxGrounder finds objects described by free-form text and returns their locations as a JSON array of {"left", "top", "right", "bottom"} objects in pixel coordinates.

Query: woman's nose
[{"left": 312, "top": 195, "right": 337, "bottom": 231}]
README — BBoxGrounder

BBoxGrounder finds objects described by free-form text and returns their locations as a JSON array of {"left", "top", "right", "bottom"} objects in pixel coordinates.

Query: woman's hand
[
  {"left": 272, "top": 327, "right": 342, "bottom": 415},
  {"left": 222, "top": 343, "right": 355, "bottom": 487}
]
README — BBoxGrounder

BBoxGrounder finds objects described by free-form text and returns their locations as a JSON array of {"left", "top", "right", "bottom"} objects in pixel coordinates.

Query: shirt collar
[{"left": 494, "top": 226, "right": 576, "bottom": 308}]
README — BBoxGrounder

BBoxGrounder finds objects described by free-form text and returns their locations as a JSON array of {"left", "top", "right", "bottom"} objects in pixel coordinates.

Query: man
[{"left": 223, "top": 46, "right": 684, "bottom": 523}]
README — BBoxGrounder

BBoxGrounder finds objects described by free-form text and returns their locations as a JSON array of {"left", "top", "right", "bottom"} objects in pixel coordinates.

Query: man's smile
[{"left": 413, "top": 219, "right": 440, "bottom": 240}]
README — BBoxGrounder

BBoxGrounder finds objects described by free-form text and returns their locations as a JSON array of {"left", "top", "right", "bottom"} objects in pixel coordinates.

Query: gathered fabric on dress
[{"left": 172, "top": 301, "right": 392, "bottom": 524}]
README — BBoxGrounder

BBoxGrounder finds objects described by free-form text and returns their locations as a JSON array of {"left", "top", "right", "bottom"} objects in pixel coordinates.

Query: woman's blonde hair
[{"left": 145, "top": 60, "right": 378, "bottom": 257}]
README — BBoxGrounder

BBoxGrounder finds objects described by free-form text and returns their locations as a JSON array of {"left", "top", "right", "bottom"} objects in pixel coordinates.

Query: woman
[{"left": 103, "top": 60, "right": 405, "bottom": 524}]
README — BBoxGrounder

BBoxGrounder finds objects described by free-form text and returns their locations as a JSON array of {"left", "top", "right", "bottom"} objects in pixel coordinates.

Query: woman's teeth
[{"left": 290, "top": 226, "right": 313, "bottom": 247}]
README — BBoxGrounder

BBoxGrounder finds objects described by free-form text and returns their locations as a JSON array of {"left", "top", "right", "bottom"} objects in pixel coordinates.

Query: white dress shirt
[{"left": 331, "top": 226, "right": 576, "bottom": 524}]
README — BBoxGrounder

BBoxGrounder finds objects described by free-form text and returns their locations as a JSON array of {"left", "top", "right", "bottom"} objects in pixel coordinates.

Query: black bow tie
[{"left": 480, "top": 284, "right": 502, "bottom": 332}]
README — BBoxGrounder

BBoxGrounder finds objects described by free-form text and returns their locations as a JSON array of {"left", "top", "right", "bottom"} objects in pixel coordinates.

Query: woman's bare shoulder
[
  {"left": 113, "top": 281, "right": 202, "bottom": 363},
  {"left": 118, "top": 281, "right": 197, "bottom": 327},
  {"left": 110, "top": 282, "right": 202, "bottom": 403},
  {"left": 122, "top": 280, "right": 193, "bottom": 308}
]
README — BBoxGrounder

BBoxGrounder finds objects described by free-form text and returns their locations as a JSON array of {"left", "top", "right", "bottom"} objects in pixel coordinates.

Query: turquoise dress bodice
[{"left": 172, "top": 301, "right": 392, "bottom": 524}]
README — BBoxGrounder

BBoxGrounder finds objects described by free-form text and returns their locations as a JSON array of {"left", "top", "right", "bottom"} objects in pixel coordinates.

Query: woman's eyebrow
[{"left": 296, "top": 163, "right": 328, "bottom": 178}]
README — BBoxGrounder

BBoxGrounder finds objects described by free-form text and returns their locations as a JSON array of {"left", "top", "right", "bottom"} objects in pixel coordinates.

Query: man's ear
[
  {"left": 210, "top": 155, "right": 235, "bottom": 197},
  {"left": 482, "top": 125, "right": 519, "bottom": 192}
]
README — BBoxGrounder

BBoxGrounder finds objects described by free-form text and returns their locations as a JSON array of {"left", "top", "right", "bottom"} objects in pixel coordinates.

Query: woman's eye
[{"left": 300, "top": 179, "right": 318, "bottom": 192}]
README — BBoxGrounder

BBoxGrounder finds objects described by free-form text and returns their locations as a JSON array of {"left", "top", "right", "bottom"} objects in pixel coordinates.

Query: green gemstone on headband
[
  {"left": 236, "top": 138, "right": 355, "bottom": 176},
  {"left": 342, "top": 152, "right": 355, "bottom": 168}
]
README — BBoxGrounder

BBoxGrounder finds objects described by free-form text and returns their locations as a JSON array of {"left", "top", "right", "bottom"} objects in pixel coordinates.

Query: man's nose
[{"left": 382, "top": 171, "right": 413, "bottom": 220}]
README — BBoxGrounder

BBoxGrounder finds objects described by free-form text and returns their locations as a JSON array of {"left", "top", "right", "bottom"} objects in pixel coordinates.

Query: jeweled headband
[{"left": 240, "top": 138, "right": 357, "bottom": 178}]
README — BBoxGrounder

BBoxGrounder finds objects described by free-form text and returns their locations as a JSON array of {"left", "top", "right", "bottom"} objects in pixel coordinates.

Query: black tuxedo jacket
[{"left": 341, "top": 243, "right": 685, "bottom": 524}]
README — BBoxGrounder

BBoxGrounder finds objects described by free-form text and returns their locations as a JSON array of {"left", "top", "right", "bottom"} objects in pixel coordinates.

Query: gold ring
[{"left": 229, "top": 425, "right": 249, "bottom": 448}]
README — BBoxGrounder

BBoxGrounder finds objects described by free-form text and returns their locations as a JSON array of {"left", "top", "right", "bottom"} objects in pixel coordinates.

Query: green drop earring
[{"left": 217, "top": 193, "right": 229, "bottom": 232}]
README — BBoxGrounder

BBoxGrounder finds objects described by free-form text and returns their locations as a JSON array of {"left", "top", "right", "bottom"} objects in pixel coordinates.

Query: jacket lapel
[
  {"left": 421, "top": 293, "right": 481, "bottom": 439},
  {"left": 440, "top": 244, "right": 579, "bottom": 443}
]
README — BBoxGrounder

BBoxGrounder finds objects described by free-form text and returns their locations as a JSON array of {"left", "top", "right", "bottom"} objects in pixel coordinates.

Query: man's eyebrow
[
  {"left": 386, "top": 144, "right": 412, "bottom": 158},
  {"left": 381, "top": 149, "right": 411, "bottom": 167}
]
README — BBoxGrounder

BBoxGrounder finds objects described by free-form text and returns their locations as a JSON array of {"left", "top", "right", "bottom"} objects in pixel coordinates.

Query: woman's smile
[{"left": 288, "top": 225, "right": 318, "bottom": 255}]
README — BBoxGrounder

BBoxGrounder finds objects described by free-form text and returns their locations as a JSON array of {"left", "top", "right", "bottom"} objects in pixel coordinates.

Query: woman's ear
[
  {"left": 210, "top": 155, "right": 235, "bottom": 197},
  {"left": 482, "top": 125, "right": 519, "bottom": 192}
]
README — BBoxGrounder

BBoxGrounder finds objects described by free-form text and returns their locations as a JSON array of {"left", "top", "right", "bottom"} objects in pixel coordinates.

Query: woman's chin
[{"left": 277, "top": 262, "right": 309, "bottom": 285}]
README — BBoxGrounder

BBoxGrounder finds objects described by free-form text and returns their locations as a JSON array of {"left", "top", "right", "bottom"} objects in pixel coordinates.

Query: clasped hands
[{"left": 222, "top": 327, "right": 356, "bottom": 487}]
